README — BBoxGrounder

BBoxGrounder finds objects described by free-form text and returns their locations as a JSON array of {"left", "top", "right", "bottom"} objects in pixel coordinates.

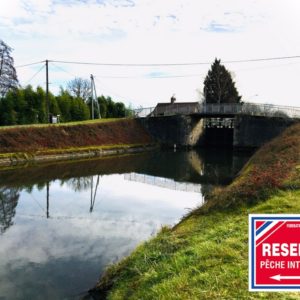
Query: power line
[
  {"left": 235, "top": 60, "right": 300, "bottom": 73},
  {"left": 14, "top": 54, "right": 300, "bottom": 70},
  {"left": 51, "top": 62, "right": 77, "bottom": 78},
  {"left": 52, "top": 61, "right": 206, "bottom": 79},
  {"left": 93, "top": 76, "right": 136, "bottom": 102},
  {"left": 49, "top": 55, "right": 300, "bottom": 67},
  {"left": 94, "top": 73, "right": 206, "bottom": 79},
  {"left": 49, "top": 62, "right": 135, "bottom": 102},
  {"left": 23, "top": 64, "right": 45, "bottom": 85},
  {"left": 15, "top": 60, "right": 45, "bottom": 68},
  {"left": 223, "top": 55, "right": 300, "bottom": 64}
]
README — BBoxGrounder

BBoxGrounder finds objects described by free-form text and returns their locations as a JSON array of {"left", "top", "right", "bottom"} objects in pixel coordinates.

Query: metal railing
[
  {"left": 124, "top": 173, "right": 202, "bottom": 193},
  {"left": 133, "top": 102, "right": 300, "bottom": 119},
  {"left": 204, "top": 117, "right": 235, "bottom": 128},
  {"left": 200, "top": 103, "right": 300, "bottom": 118}
]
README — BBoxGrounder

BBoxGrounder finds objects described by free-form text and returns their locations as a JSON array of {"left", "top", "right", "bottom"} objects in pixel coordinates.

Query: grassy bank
[
  {"left": 0, "top": 118, "right": 155, "bottom": 165},
  {"left": 92, "top": 123, "right": 300, "bottom": 300}
]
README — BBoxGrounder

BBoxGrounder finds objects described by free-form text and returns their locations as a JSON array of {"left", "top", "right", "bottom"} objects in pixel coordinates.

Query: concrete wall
[
  {"left": 202, "top": 128, "right": 233, "bottom": 147},
  {"left": 138, "top": 115, "right": 297, "bottom": 149},
  {"left": 138, "top": 115, "right": 204, "bottom": 147},
  {"left": 233, "top": 115, "right": 295, "bottom": 148}
]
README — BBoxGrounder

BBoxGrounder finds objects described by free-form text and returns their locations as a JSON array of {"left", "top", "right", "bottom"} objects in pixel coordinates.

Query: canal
[{"left": 0, "top": 149, "right": 252, "bottom": 299}]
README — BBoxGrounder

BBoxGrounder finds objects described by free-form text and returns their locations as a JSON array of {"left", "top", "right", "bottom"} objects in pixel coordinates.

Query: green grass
[
  {"left": 0, "top": 118, "right": 153, "bottom": 157},
  {"left": 92, "top": 123, "right": 300, "bottom": 300},
  {"left": 35, "top": 143, "right": 152, "bottom": 154},
  {"left": 95, "top": 190, "right": 300, "bottom": 300},
  {"left": 0, "top": 143, "right": 155, "bottom": 163},
  {"left": 0, "top": 117, "right": 123, "bottom": 130}
]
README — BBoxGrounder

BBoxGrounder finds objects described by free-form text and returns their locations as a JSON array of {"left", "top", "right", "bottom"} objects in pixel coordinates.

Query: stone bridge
[{"left": 135, "top": 102, "right": 300, "bottom": 148}]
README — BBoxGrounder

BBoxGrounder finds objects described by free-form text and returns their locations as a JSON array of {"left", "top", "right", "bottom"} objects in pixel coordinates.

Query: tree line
[
  {"left": 1, "top": 38, "right": 245, "bottom": 127},
  {"left": 0, "top": 85, "right": 132, "bottom": 126},
  {"left": 0, "top": 39, "right": 132, "bottom": 126}
]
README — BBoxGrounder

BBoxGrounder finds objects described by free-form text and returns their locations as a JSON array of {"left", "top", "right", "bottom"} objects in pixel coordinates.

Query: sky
[{"left": 1, "top": 0, "right": 300, "bottom": 108}]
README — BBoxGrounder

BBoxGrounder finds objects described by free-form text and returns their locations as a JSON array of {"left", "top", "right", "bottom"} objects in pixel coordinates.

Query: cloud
[{"left": 1, "top": 0, "right": 300, "bottom": 107}]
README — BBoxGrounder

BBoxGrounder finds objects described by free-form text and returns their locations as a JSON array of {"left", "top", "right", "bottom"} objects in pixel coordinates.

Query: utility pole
[
  {"left": 90, "top": 74, "right": 101, "bottom": 119},
  {"left": 90, "top": 176, "right": 94, "bottom": 212},
  {"left": 46, "top": 182, "right": 50, "bottom": 219},
  {"left": 90, "top": 74, "right": 94, "bottom": 119},
  {"left": 92, "top": 76, "right": 101, "bottom": 119},
  {"left": 46, "top": 59, "right": 50, "bottom": 123}
]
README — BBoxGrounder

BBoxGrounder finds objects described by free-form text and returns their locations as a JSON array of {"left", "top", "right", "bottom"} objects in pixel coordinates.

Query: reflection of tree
[
  {"left": 0, "top": 188, "right": 19, "bottom": 234},
  {"left": 62, "top": 175, "right": 101, "bottom": 213},
  {"left": 64, "top": 177, "right": 92, "bottom": 192}
]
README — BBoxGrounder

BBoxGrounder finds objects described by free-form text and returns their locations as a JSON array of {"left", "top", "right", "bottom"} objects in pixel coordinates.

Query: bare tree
[
  {"left": 67, "top": 77, "right": 91, "bottom": 101},
  {"left": 0, "top": 40, "right": 19, "bottom": 97}
]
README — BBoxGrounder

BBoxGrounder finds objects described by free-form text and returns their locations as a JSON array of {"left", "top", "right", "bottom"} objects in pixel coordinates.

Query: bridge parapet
[{"left": 134, "top": 103, "right": 300, "bottom": 119}]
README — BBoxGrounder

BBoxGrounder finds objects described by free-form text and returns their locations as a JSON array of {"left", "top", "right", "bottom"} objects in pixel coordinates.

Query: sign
[{"left": 249, "top": 214, "right": 300, "bottom": 291}]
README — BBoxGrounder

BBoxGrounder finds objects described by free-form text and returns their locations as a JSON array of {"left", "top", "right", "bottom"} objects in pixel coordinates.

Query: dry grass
[{"left": 0, "top": 118, "right": 153, "bottom": 154}]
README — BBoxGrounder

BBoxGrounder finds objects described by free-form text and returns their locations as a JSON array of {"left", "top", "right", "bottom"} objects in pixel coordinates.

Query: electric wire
[
  {"left": 49, "top": 55, "right": 300, "bottom": 67},
  {"left": 51, "top": 62, "right": 77, "bottom": 78},
  {"left": 53, "top": 60, "right": 206, "bottom": 79},
  {"left": 93, "top": 76, "right": 136, "bottom": 102},
  {"left": 92, "top": 73, "right": 206, "bottom": 79},
  {"left": 15, "top": 60, "right": 45, "bottom": 68},
  {"left": 23, "top": 64, "right": 45, "bottom": 85},
  {"left": 29, "top": 193, "right": 46, "bottom": 214},
  {"left": 48, "top": 62, "right": 135, "bottom": 102}
]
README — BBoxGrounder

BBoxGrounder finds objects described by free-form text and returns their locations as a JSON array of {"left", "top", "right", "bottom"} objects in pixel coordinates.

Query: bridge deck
[{"left": 134, "top": 103, "right": 300, "bottom": 119}]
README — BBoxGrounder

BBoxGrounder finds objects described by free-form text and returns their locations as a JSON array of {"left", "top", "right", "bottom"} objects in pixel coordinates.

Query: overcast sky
[{"left": 1, "top": 0, "right": 300, "bottom": 107}]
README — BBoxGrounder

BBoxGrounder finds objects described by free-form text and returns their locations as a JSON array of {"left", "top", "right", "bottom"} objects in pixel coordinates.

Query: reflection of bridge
[
  {"left": 134, "top": 102, "right": 300, "bottom": 119},
  {"left": 124, "top": 173, "right": 202, "bottom": 193}
]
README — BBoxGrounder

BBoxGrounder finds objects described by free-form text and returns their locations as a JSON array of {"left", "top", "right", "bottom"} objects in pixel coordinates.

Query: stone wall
[
  {"left": 138, "top": 114, "right": 297, "bottom": 149},
  {"left": 233, "top": 115, "right": 296, "bottom": 148},
  {"left": 138, "top": 115, "right": 204, "bottom": 147}
]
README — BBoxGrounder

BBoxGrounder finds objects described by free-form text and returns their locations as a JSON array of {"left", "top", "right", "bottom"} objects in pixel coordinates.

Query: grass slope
[
  {"left": 92, "top": 123, "right": 300, "bottom": 300},
  {"left": 0, "top": 118, "right": 153, "bottom": 154}
]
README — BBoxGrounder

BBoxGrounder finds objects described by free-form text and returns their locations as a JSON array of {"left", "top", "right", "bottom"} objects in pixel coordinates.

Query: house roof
[
  {"left": 155, "top": 102, "right": 198, "bottom": 107},
  {"left": 151, "top": 102, "right": 199, "bottom": 116}
]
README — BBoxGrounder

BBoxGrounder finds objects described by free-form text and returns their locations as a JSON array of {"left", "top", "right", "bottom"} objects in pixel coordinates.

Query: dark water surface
[{"left": 0, "top": 149, "right": 252, "bottom": 300}]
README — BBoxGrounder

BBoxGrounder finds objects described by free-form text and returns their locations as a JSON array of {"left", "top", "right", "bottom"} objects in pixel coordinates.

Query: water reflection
[
  {"left": 0, "top": 149, "right": 252, "bottom": 299},
  {"left": 125, "top": 173, "right": 202, "bottom": 193},
  {"left": 0, "top": 188, "right": 20, "bottom": 234}
]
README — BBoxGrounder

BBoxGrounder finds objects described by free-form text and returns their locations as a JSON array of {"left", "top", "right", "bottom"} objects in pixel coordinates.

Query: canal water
[{"left": 0, "top": 149, "right": 252, "bottom": 300}]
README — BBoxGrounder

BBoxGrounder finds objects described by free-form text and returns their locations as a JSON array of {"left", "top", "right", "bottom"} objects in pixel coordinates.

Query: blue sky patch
[{"left": 203, "top": 21, "right": 237, "bottom": 33}]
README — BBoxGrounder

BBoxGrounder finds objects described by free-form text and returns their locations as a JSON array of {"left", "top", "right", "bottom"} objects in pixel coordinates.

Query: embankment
[
  {"left": 91, "top": 123, "right": 300, "bottom": 300},
  {"left": 0, "top": 119, "right": 155, "bottom": 167}
]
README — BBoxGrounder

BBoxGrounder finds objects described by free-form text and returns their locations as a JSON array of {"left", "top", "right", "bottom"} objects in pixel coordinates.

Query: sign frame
[{"left": 249, "top": 214, "right": 300, "bottom": 292}]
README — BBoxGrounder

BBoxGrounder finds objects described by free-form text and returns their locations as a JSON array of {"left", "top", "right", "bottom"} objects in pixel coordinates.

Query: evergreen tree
[
  {"left": 36, "top": 86, "right": 47, "bottom": 123},
  {"left": 203, "top": 58, "right": 241, "bottom": 104},
  {"left": 98, "top": 95, "right": 108, "bottom": 118},
  {"left": 56, "top": 88, "right": 73, "bottom": 122},
  {"left": 0, "top": 86, "right": 131, "bottom": 126},
  {"left": 0, "top": 94, "right": 16, "bottom": 125},
  {"left": 70, "top": 98, "right": 90, "bottom": 121},
  {"left": 0, "top": 40, "right": 18, "bottom": 97},
  {"left": 22, "top": 85, "right": 40, "bottom": 124},
  {"left": 114, "top": 102, "right": 126, "bottom": 117},
  {"left": 106, "top": 96, "right": 116, "bottom": 118},
  {"left": 49, "top": 92, "right": 61, "bottom": 117}
]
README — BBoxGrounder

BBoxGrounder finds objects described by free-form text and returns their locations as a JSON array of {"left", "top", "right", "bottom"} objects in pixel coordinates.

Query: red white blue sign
[{"left": 249, "top": 214, "right": 300, "bottom": 291}]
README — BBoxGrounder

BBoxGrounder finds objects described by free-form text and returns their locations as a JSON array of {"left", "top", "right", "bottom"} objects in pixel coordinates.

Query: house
[{"left": 150, "top": 102, "right": 199, "bottom": 117}]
